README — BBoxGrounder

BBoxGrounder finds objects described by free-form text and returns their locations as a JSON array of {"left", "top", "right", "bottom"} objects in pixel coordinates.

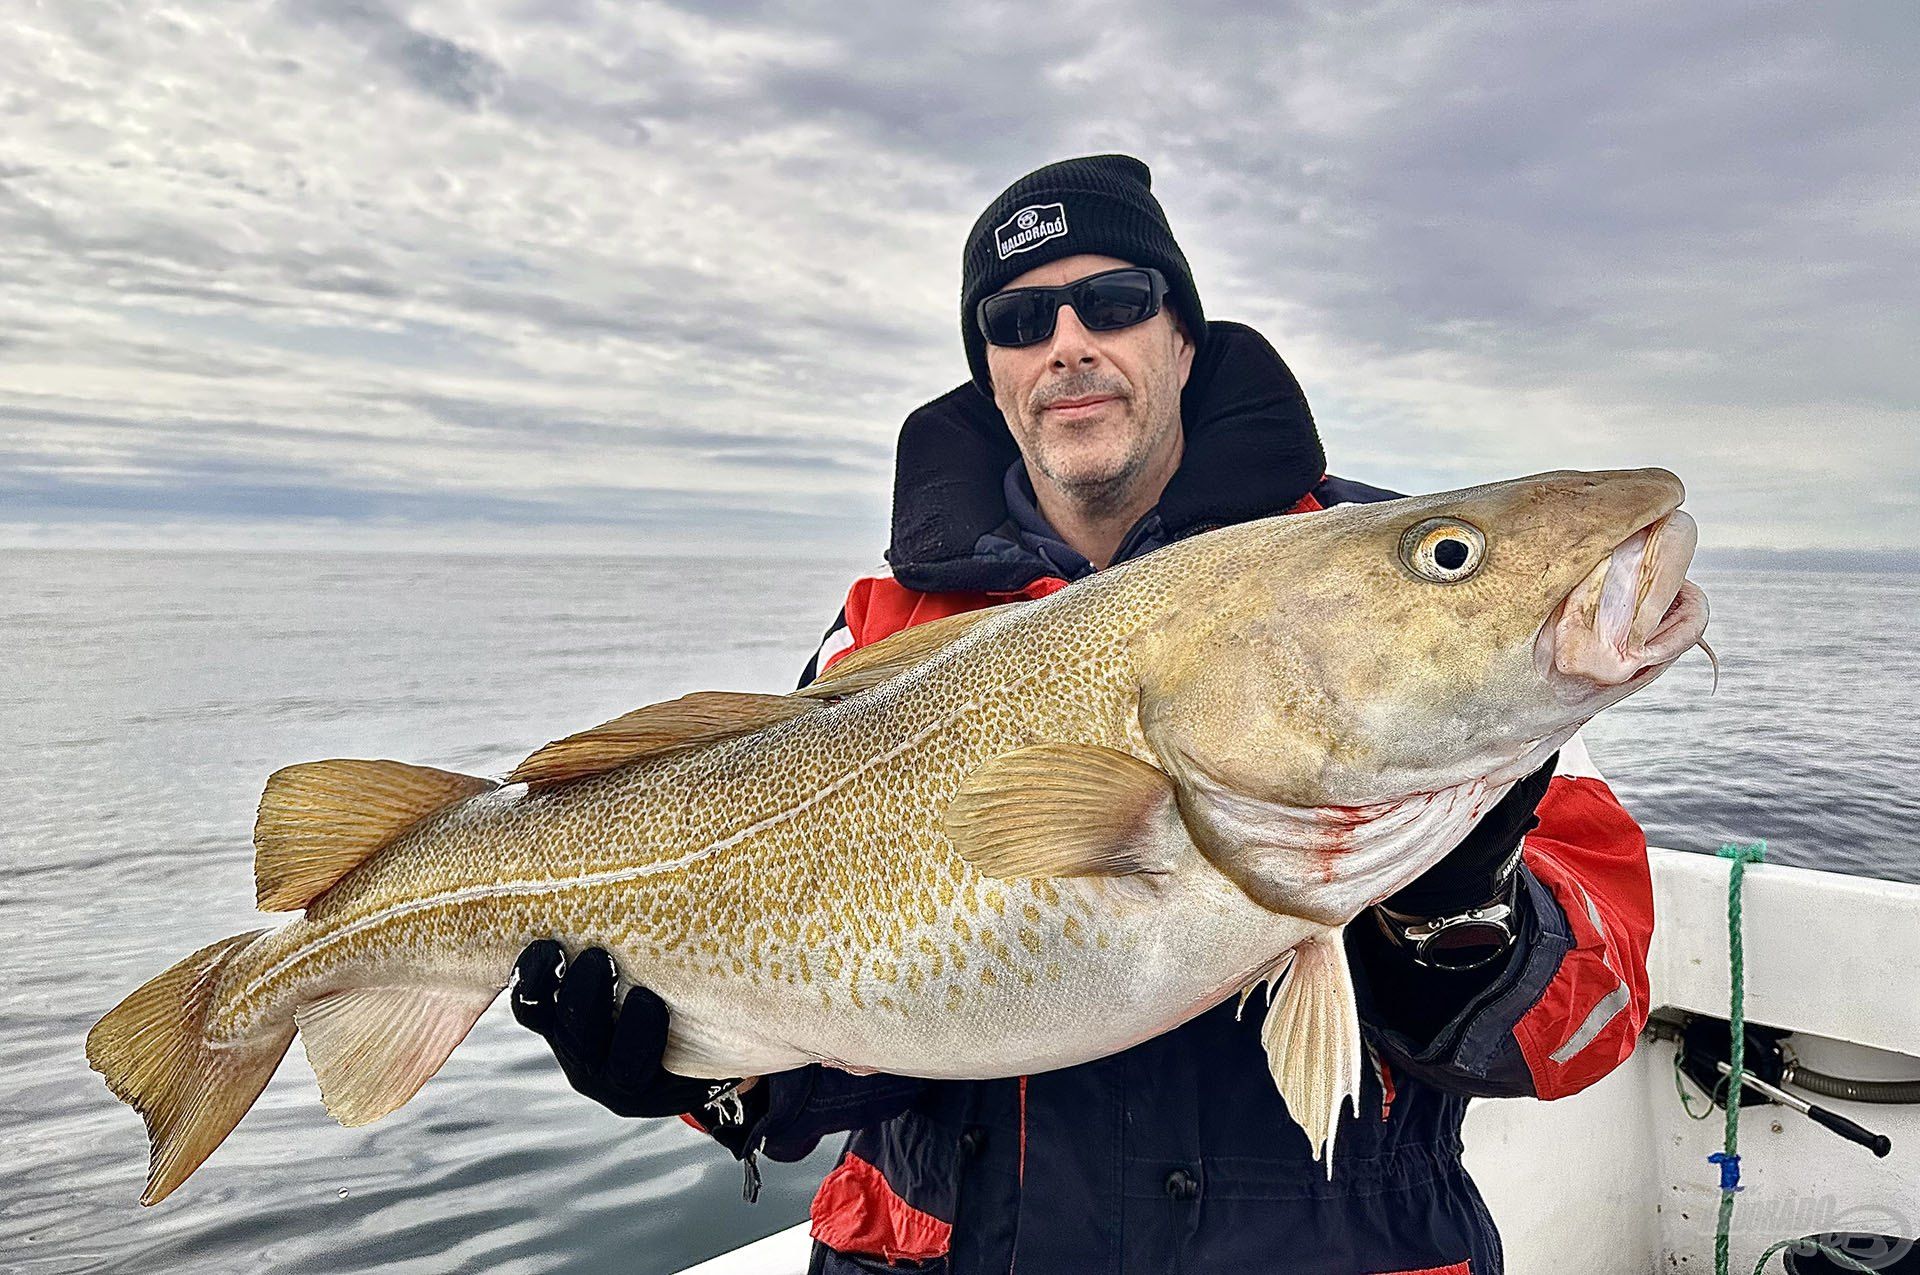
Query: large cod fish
[{"left": 89, "top": 468, "right": 1709, "bottom": 1205}]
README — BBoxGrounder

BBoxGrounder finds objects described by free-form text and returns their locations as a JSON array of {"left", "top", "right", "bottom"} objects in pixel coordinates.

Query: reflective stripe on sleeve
[
  {"left": 1548, "top": 979, "right": 1632, "bottom": 1064},
  {"left": 816, "top": 625, "right": 855, "bottom": 671}
]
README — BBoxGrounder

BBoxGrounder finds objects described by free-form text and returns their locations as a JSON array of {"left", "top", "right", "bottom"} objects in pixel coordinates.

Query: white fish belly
[{"left": 653, "top": 867, "right": 1313, "bottom": 1081}]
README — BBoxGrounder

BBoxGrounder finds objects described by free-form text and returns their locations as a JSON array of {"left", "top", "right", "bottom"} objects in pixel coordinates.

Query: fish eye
[{"left": 1399, "top": 518, "right": 1486, "bottom": 583}]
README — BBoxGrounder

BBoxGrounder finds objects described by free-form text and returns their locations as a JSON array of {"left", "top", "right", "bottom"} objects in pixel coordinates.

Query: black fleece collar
[{"left": 885, "top": 320, "right": 1327, "bottom": 594}]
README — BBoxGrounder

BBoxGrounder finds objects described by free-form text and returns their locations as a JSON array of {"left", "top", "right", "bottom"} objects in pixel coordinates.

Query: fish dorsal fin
[
  {"left": 508, "top": 691, "right": 816, "bottom": 787},
  {"left": 944, "top": 743, "right": 1183, "bottom": 878},
  {"left": 295, "top": 983, "right": 500, "bottom": 1127},
  {"left": 254, "top": 761, "right": 497, "bottom": 912},
  {"left": 797, "top": 603, "right": 1025, "bottom": 700}
]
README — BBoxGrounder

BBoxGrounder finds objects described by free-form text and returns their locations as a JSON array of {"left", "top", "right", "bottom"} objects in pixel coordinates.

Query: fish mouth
[{"left": 1537, "top": 500, "right": 1711, "bottom": 694}]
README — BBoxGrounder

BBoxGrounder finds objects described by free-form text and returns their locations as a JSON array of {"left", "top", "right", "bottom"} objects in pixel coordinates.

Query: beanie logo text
[{"left": 994, "top": 203, "right": 1068, "bottom": 260}]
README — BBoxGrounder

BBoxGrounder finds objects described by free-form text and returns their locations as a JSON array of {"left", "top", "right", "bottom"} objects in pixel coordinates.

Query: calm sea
[{"left": 2, "top": 550, "right": 1916, "bottom": 1274}]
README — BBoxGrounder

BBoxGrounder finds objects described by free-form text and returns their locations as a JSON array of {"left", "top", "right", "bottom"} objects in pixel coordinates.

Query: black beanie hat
[{"left": 960, "top": 153, "right": 1205, "bottom": 398}]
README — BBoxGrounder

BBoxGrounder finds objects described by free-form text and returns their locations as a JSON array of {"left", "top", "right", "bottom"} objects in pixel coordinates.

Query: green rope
[
  {"left": 1749, "top": 1237, "right": 1880, "bottom": 1274},
  {"left": 1674, "top": 1050, "right": 1721, "bottom": 1121},
  {"left": 1715, "top": 840, "right": 1767, "bottom": 1275},
  {"left": 1683, "top": 842, "right": 1884, "bottom": 1275}
]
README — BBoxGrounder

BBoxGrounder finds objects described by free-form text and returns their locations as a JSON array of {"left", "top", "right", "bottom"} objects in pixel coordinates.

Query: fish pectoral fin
[
  {"left": 294, "top": 983, "right": 500, "bottom": 1127},
  {"left": 944, "top": 743, "right": 1183, "bottom": 878},
  {"left": 509, "top": 691, "right": 817, "bottom": 787},
  {"left": 1260, "top": 927, "right": 1361, "bottom": 1174},
  {"left": 254, "top": 760, "right": 498, "bottom": 911},
  {"left": 796, "top": 603, "right": 1027, "bottom": 700}
]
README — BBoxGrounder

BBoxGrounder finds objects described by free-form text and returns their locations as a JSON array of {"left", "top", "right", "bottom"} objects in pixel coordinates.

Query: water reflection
[{"left": 2, "top": 552, "right": 1914, "bottom": 1273}]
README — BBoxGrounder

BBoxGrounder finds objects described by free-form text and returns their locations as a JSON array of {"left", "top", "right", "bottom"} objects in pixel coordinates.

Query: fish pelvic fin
[
  {"left": 944, "top": 743, "right": 1182, "bottom": 878},
  {"left": 85, "top": 930, "right": 294, "bottom": 1206},
  {"left": 254, "top": 760, "right": 497, "bottom": 911},
  {"left": 1234, "top": 950, "right": 1295, "bottom": 1021},
  {"left": 295, "top": 983, "right": 500, "bottom": 1127},
  {"left": 1259, "top": 927, "right": 1362, "bottom": 1176},
  {"left": 509, "top": 691, "right": 816, "bottom": 787}
]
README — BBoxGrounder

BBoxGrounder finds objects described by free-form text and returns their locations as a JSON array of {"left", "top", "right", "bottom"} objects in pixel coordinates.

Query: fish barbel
[{"left": 87, "top": 468, "right": 1710, "bottom": 1204}]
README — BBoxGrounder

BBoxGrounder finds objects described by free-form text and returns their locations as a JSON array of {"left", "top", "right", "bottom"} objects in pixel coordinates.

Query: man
[{"left": 513, "top": 155, "right": 1655, "bottom": 1273}]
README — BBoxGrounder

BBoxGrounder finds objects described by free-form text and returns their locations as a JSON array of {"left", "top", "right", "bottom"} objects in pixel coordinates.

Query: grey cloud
[
  {"left": 114, "top": 280, "right": 293, "bottom": 310},
  {"left": 399, "top": 393, "right": 894, "bottom": 471},
  {"left": 0, "top": 183, "right": 238, "bottom": 278},
  {"left": 287, "top": 0, "right": 506, "bottom": 109},
  {"left": 504, "top": 0, "right": 602, "bottom": 24},
  {"left": 0, "top": 392, "right": 892, "bottom": 521},
  {"left": 2, "top": 1, "right": 1914, "bottom": 551},
  {"left": 763, "top": 14, "right": 1092, "bottom": 165},
  {"left": 441, "top": 283, "right": 783, "bottom": 358},
  {"left": 298, "top": 268, "right": 404, "bottom": 299},
  {"left": 1177, "top": 4, "right": 1918, "bottom": 386},
  {"left": 394, "top": 28, "right": 505, "bottom": 109},
  {"left": 428, "top": 275, "right": 930, "bottom": 372},
  {"left": 0, "top": 466, "right": 841, "bottom": 531},
  {"left": 286, "top": 0, "right": 654, "bottom": 144},
  {"left": 0, "top": 404, "right": 399, "bottom": 449}
]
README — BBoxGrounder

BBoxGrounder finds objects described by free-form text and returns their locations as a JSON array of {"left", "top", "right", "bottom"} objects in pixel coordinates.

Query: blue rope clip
[{"left": 1707, "top": 1150, "right": 1742, "bottom": 1192}]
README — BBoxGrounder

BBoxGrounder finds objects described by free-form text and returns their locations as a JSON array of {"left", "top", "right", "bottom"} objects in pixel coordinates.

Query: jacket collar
[{"left": 885, "top": 320, "right": 1327, "bottom": 594}]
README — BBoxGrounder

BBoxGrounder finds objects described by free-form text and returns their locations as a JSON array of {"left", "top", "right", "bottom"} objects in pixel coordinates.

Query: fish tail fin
[{"left": 85, "top": 930, "right": 294, "bottom": 1206}]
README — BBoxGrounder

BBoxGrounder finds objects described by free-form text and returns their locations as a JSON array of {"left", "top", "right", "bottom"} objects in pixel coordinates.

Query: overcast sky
[{"left": 2, "top": 1, "right": 1914, "bottom": 555}]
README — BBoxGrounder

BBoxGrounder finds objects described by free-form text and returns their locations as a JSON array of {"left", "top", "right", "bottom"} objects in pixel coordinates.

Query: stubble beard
[{"left": 1023, "top": 368, "right": 1182, "bottom": 519}]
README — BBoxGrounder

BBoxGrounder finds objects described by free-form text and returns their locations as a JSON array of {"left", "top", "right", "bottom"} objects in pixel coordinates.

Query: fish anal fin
[
  {"left": 84, "top": 930, "right": 294, "bottom": 1205},
  {"left": 508, "top": 691, "right": 816, "bottom": 787},
  {"left": 797, "top": 603, "right": 1025, "bottom": 700},
  {"left": 253, "top": 761, "right": 496, "bottom": 912},
  {"left": 295, "top": 984, "right": 500, "bottom": 1127},
  {"left": 944, "top": 743, "right": 1183, "bottom": 878},
  {"left": 1259, "top": 927, "right": 1361, "bottom": 1173}
]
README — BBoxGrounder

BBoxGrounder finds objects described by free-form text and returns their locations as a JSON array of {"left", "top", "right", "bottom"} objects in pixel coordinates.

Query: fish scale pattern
[
  {"left": 202, "top": 471, "right": 1685, "bottom": 1082},
  {"left": 208, "top": 543, "right": 1307, "bottom": 1081},
  {"left": 91, "top": 469, "right": 1705, "bottom": 1207}
]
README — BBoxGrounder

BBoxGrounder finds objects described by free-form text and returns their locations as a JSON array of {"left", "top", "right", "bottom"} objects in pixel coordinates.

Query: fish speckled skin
[
  {"left": 89, "top": 468, "right": 1711, "bottom": 1204},
  {"left": 223, "top": 557, "right": 1322, "bottom": 1081}
]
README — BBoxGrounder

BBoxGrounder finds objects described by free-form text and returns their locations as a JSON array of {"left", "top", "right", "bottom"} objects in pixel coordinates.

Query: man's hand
[
  {"left": 511, "top": 940, "right": 751, "bottom": 1124},
  {"left": 1351, "top": 757, "right": 1558, "bottom": 1042},
  {"left": 1382, "top": 755, "right": 1557, "bottom": 918}
]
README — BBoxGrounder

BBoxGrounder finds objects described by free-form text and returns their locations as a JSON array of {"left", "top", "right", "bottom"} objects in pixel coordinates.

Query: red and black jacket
[{"left": 741, "top": 322, "right": 1653, "bottom": 1274}]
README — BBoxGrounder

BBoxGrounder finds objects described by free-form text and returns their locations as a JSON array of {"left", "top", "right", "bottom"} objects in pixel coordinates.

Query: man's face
[{"left": 985, "top": 253, "right": 1196, "bottom": 515}]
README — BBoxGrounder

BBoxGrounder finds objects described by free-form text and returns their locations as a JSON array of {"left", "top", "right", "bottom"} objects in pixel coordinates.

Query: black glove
[
  {"left": 1382, "top": 754, "right": 1557, "bottom": 917},
  {"left": 511, "top": 940, "right": 763, "bottom": 1150}
]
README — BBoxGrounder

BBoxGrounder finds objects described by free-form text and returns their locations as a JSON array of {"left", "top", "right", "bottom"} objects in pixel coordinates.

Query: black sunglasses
[{"left": 976, "top": 267, "right": 1169, "bottom": 348}]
